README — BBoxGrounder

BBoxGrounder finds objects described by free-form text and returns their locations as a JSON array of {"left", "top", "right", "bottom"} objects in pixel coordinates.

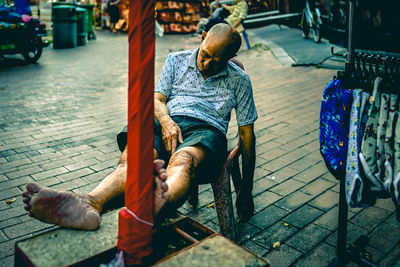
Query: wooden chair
[{"left": 188, "top": 58, "right": 245, "bottom": 240}]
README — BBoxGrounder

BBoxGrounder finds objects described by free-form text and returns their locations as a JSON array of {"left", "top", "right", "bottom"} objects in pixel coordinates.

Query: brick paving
[{"left": 0, "top": 29, "right": 399, "bottom": 266}]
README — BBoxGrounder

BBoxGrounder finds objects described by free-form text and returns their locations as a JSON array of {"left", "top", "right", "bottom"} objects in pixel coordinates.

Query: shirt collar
[{"left": 188, "top": 48, "right": 229, "bottom": 78}]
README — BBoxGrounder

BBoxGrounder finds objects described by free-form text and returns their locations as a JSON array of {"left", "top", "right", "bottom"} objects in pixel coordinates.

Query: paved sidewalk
[{"left": 0, "top": 30, "right": 399, "bottom": 266}]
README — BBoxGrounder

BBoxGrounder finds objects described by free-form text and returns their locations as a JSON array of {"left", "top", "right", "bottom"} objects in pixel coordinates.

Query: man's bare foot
[
  {"left": 153, "top": 159, "right": 169, "bottom": 215},
  {"left": 236, "top": 191, "right": 254, "bottom": 224},
  {"left": 22, "top": 183, "right": 101, "bottom": 230}
]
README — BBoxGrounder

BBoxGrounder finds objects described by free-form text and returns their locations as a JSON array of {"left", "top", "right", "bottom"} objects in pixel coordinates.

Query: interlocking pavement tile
[
  {"left": 3, "top": 219, "right": 51, "bottom": 239},
  {"left": 368, "top": 222, "right": 400, "bottom": 253},
  {"left": 252, "top": 221, "right": 299, "bottom": 249},
  {"left": 0, "top": 176, "right": 33, "bottom": 192},
  {"left": 56, "top": 167, "right": 94, "bottom": 182},
  {"left": 252, "top": 176, "right": 277, "bottom": 195},
  {"left": 325, "top": 221, "right": 369, "bottom": 247},
  {"left": 293, "top": 242, "right": 336, "bottom": 266},
  {"left": 49, "top": 178, "right": 88, "bottom": 192},
  {"left": 187, "top": 205, "right": 217, "bottom": 225},
  {"left": 378, "top": 243, "right": 400, "bottom": 267},
  {"left": 0, "top": 205, "right": 26, "bottom": 222},
  {"left": 266, "top": 166, "right": 300, "bottom": 184},
  {"left": 0, "top": 158, "right": 32, "bottom": 172},
  {"left": 241, "top": 240, "right": 268, "bottom": 257},
  {"left": 0, "top": 255, "right": 13, "bottom": 267},
  {"left": 260, "top": 156, "right": 294, "bottom": 172},
  {"left": 309, "top": 190, "right": 338, "bottom": 211},
  {"left": 269, "top": 178, "right": 305, "bottom": 196},
  {"left": 293, "top": 161, "right": 328, "bottom": 183},
  {"left": 253, "top": 190, "right": 282, "bottom": 213},
  {"left": 374, "top": 197, "right": 397, "bottom": 213},
  {"left": 0, "top": 217, "right": 21, "bottom": 229},
  {"left": 248, "top": 205, "right": 289, "bottom": 229},
  {"left": 313, "top": 206, "right": 339, "bottom": 231},
  {"left": 38, "top": 157, "right": 74, "bottom": 170},
  {"left": 253, "top": 167, "right": 272, "bottom": 181},
  {"left": 65, "top": 158, "right": 101, "bottom": 172},
  {"left": 263, "top": 244, "right": 302, "bottom": 267},
  {"left": 89, "top": 159, "right": 117, "bottom": 172},
  {"left": 283, "top": 204, "right": 324, "bottom": 228},
  {"left": 4, "top": 166, "right": 43, "bottom": 180},
  {"left": 299, "top": 178, "right": 336, "bottom": 196},
  {"left": 236, "top": 222, "right": 263, "bottom": 245},
  {"left": 258, "top": 147, "right": 288, "bottom": 162},
  {"left": 82, "top": 168, "right": 114, "bottom": 183},
  {"left": 0, "top": 230, "right": 8, "bottom": 242},
  {"left": 275, "top": 190, "right": 314, "bottom": 212},
  {"left": 385, "top": 213, "right": 400, "bottom": 228},
  {"left": 31, "top": 167, "right": 69, "bottom": 181},
  {"left": 350, "top": 206, "right": 391, "bottom": 231},
  {"left": 0, "top": 187, "right": 22, "bottom": 201},
  {"left": 286, "top": 223, "right": 331, "bottom": 253}
]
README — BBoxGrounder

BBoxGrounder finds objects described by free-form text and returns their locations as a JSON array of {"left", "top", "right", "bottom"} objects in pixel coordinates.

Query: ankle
[{"left": 85, "top": 194, "right": 103, "bottom": 213}]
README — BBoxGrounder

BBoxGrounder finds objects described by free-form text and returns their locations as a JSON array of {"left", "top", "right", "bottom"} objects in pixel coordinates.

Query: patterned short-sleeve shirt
[{"left": 155, "top": 48, "right": 258, "bottom": 135}]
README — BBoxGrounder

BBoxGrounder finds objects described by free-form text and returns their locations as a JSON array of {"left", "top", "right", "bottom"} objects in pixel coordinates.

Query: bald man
[{"left": 22, "top": 23, "right": 257, "bottom": 230}]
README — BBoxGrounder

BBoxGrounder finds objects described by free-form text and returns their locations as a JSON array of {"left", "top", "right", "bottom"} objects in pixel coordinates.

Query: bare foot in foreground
[
  {"left": 22, "top": 183, "right": 101, "bottom": 230},
  {"left": 153, "top": 159, "right": 169, "bottom": 215},
  {"left": 22, "top": 160, "right": 169, "bottom": 230}
]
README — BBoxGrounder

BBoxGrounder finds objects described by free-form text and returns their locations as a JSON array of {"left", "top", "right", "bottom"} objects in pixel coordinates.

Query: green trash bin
[
  {"left": 75, "top": 7, "right": 88, "bottom": 46},
  {"left": 82, "top": 4, "right": 96, "bottom": 40},
  {"left": 52, "top": 5, "right": 77, "bottom": 49}
]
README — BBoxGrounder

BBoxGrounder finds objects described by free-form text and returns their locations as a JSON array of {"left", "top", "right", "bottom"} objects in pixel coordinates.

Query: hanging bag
[{"left": 320, "top": 79, "right": 353, "bottom": 180}]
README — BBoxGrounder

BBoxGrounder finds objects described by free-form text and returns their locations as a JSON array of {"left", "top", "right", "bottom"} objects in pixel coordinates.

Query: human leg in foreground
[{"left": 22, "top": 148, "right": 169, "bottom": 230}]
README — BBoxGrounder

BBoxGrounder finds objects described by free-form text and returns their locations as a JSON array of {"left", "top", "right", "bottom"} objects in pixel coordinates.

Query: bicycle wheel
[
  {"left": 301, "top": 10, "right": 310, "bottom": 39},
  {"left": 312, "top": 12, "right": 322, "bottom": 43}
]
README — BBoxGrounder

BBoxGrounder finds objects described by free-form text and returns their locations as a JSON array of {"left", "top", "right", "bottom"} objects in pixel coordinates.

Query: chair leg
[
  {"left": 188, "top": 183, "right": 199, "bottom": 208},
  {"left": 231, "top": 154, "right": 241, "bottom": 194},
  {"left": 211, "top": 164, "right": 236, "bottom": 240},
  {"left": 242, "top": 30, "right": 251, "bottom": 50}
]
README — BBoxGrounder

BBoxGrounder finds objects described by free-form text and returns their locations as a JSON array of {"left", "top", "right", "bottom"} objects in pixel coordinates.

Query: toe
[
  {"left": 23, "top": 197, "right": 30, "bottom": 204},
  {"left": 161, "top": 182, "right": 168, "bottom": 191},
  {"left": 153, "top": 159, "right": 165, "bottom": 173},
  {"left": 24, "top": 204, "right": 31, "bottom": 211},
  {"left": 26, "top": 182, "right": 41, "bottom": 193},
  {"left": 22, "top": 191, "right": 31, "bottom": 198},
  {"left": 162, "top": 191, "right": 169, "bottom": 200}
]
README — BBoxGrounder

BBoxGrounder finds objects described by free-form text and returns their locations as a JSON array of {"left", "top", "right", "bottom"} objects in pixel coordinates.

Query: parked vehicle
[
  {"left": 300, "top": 0, "right": 323, "bottom": 43},
  {"left": 0, "top": 6, "right": 48, "bottom": 63}
]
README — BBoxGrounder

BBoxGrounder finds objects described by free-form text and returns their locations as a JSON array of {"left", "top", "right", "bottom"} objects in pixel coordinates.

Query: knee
[
  {"left": 168, "top": 149, "right": 196, "bottom": 170},
  {"left": 118, "top": 148, "right": 128, "bottom": 166}
]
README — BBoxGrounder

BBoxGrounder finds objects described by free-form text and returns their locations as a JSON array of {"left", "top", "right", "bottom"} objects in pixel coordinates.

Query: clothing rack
[{"left": 328, "top": 1, "right": 400, "bottom": 266}]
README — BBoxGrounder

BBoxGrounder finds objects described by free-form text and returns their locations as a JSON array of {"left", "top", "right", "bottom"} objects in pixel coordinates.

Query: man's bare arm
[
  {"left": 154, "top": 92, "right": 183, "bottom": 154},
  {"left": 238, "top": 124, "right": 256, "bottom": 194}
]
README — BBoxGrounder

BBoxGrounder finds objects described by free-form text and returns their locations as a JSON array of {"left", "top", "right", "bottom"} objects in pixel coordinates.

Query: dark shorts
[{"left": 116, "top": 116, "right": 227, "bottom": 181}]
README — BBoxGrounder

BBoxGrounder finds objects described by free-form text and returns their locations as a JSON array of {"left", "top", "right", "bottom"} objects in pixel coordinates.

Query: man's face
[{"left": 197, "top": 34, "right": 229, "bottom": 78}]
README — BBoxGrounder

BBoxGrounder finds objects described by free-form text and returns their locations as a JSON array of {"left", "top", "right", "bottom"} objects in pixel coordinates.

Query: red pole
[{"left": 116, "top": 0, "right": 155, "bottom": 265}]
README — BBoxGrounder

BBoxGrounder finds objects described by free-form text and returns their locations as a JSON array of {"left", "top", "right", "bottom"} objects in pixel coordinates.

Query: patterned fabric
[
  {"left": 376, "top": 93, "right": 389, "bottom": 180},
  {"left": 358, "top": 92, "right": 370, "bottom": 146},
  {"left": 156, "top": 48, "right": 258, "bottom": 134},
  {"left": 394, "top": 105, "right": 400, "bottom": 204},
  {"left": 225, "top": 0, "right": 248, "bottom": 26},
  {"left": 360, "top": 78, "right": 382, "bottom": 180},
  {"left": 383, "top": 94, "right": 398, "bottom": 190},
  {"left": 345, "top": 89, "right": 364, "bottom": 207},
  {"left": 320, "top": 79, "right": 353, "bottom": 179}
]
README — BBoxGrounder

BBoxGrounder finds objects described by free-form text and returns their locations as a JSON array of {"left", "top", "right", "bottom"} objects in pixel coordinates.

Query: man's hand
[
  {"left": 155, "top": 92, "right": 183, "bottom": 154},
  {"left": 160, "top": 119, "right": 183, "bottom": 154}
]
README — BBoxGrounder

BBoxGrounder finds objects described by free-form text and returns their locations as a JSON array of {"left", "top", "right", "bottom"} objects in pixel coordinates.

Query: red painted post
[{"left": 116, "top": 0, "right": 155, "bottom": 265}]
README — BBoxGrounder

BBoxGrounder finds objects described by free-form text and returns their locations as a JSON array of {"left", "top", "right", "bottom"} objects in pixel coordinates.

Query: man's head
[{"left": 197, "top": 23, "right": 242, "bottom": 78}]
